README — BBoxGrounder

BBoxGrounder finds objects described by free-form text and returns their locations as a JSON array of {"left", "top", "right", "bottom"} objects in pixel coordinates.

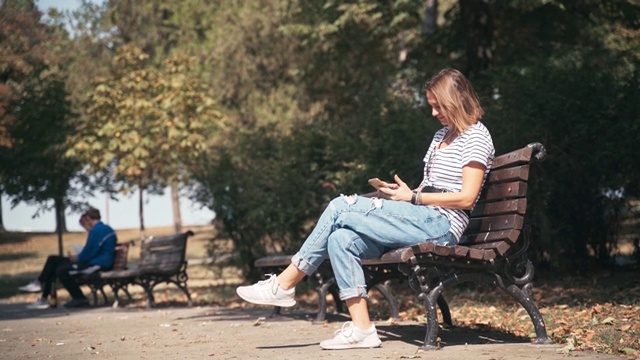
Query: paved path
[{"left": 0, "top": 302, "right": 622, "bottom": 360}]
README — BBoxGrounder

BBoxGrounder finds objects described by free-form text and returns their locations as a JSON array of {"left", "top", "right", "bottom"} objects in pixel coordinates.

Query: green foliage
[
  {"left": 0, "top": 0, "right": 85, "bottom": 234},
  {"left": 4, "top": 0, "right": 639, "bottom": 275},
  {"left": 186, "top": 0, "right": 429, "bottom": 277},
  {"left": 487, "top": 57, "right": 640, "bottom": 271},
  {"left": 188, "top": 0, "right": 640, "bottom": 276},
  {"left": 473, "top": 1, "right": 640, "bottom": 271},
  {"left": 67, "top": 44, "right": 222, "bottom": 194},
  {"left": 65, "top": 43, "right": 223, "bottom": 232}
]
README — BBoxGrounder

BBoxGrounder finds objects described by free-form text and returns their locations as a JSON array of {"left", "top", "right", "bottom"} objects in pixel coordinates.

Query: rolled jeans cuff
[
  {"left": 339, "top": 285, "right": 369, "bottom": 301},
  {"left": 290, "top": 253, "right": 319, "bottom": 276}
]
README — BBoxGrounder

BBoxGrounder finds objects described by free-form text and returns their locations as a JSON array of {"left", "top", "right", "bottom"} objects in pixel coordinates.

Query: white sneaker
[
  {"left": 18, "top": 281, "right": 42, "bottom": 293},
  {"left": 26, "top": 298, "right": 50, "bottom": 310},
  {"left": 236, "top": 274, "right": 296, "bottom": 307},
  {"left": 320, "top": 322, "right": 382, "bottom": 350}
]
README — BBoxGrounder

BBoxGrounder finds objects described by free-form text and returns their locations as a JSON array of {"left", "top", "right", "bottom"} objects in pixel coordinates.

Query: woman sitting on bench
[{"left": 236, "top": 68, "right": 495, "bottom": 350}]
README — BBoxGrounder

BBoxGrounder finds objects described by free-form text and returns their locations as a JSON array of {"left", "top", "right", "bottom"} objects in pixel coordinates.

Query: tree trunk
[
  {"left": 459, "top": 0, "right": 494, "bottom": 75},
  {"left": 171, "top": 181, "right": 182, "bottom": 234},
  {"left": 0, "top": 190, "right": 4, "bottom": 232},
  {"left": 54, "top": 197, "right": 65, "bottom": 256},
  {"left": 139, "top": 186, "right": 146, "bottom": 238},
  {"left": 423, "top": 0, "right": 438, "bottom": 34}
]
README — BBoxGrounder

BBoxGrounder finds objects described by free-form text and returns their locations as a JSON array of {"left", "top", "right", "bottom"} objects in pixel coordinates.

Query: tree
[
  {"left": 0, "top": 0, "right": 85, "bottom": 254},
  {"left": 186, "top": 0, "right": 431, "bottom": 276},
  {"left": 67, "top": 44, "right": 222, "bottom": 236},
  {"left": 0, "top": 188, "right": 4, "bottom": 232},
  {"left": 411, "top": 0, "right": 640, "bottom": 270},
  {"left": 190, "top": 0, "right": 640, "bottom": 275},
  {"left": 93, "top": 0, "right": 222, "bottom": 231}
]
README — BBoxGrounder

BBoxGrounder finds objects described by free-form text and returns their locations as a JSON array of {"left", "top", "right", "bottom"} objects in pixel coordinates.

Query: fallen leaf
[
  {"left": 618, "top": 324, "right": 632, "bottom": 332},
  {"left": 619, "top": 348, "right": 636, "bottom": 355},
  {"left": 557, "top": 337, "right": 576, "bottom": 354},
  {"left": 601, "top": 317, "right": 615, "bottom": 325}
]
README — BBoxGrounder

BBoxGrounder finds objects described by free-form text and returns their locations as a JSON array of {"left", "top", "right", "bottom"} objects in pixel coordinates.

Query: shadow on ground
[
  {"left": 0, "top": 232, "right": 45, "bottom": 245},
  {"left": 175, "top": 306, "right": 531, "bottom": 350},
  {"left": 0, "top": 252, "right": 37, "bottom": 263}
]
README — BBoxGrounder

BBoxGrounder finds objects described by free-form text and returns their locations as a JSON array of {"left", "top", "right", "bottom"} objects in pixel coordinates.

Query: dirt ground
[{"left": 0, "top": 302, "right": 624, "bottom": 360}]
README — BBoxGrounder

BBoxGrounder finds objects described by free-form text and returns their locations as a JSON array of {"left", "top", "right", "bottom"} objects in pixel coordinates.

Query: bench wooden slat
[
  {"left": 254, "top": 255, "right": 293, "bottom": 268},
  {"left": 471, "top": 198, "right": 527, "bottom": 217},
  {"left": 459, "top": 228, "right": 521, "bottom": 245},
  {"left": 412, "top": 241, "right": 436, "bottom": 255},
  {"left": 467, "top": 214, "right": 524, "bottom": 233},
  {"left": 486, "top": 165, "right": 530, "bottom": 184},
  {"left": 470, "top": 241, "right": 513, "bottom": 257},
  {"left": 491, "top": 146, "right": 534, "bottom": 170},
  {"left": 371, "top": 247, "right": 414, "bottom": 264},
  {"left": 484, "top": 181, "right": 528, "bottom": 201},
  {"left": 467, "top": 247, "right": 485, "bottom": 260},
  {"left": 452, "top": 245, "right": 469, "bottom": 257}
]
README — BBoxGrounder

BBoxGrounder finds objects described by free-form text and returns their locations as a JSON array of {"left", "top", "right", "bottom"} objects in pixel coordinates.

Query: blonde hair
[{"left": 423, "top": 68, "right": 484, "bottom": 133}]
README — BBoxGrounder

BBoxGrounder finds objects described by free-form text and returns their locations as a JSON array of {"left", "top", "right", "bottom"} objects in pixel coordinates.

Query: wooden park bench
[
  {"left": 99, "top": 230, "right": 194, "bottom": 308},
  {"left": 74, "top": 242, "right": 131, "bottom": 305},
  {"left": 254, "top": 142, "right": 551, "bottom": 350}
]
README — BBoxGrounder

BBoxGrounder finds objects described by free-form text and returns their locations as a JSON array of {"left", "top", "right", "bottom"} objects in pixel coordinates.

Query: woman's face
[{"left": 427, "top": 91, "right": 449, "bottom": 127}]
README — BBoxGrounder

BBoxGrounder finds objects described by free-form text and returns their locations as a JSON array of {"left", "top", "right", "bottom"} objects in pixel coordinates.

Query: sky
[
  {"left": 1, "top": 0, "right": 215, "bottom": 232},
  {"left": 36, "top": 0, "right": 100, "bottom": 12}
]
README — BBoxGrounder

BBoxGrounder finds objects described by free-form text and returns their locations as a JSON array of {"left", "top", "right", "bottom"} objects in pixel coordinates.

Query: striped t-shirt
[{"left": 420, "top": 122, "right": 495, "bottom": 242}]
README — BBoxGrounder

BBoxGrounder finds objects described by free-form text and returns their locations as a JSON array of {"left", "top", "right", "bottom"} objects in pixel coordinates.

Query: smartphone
[{"left": 368, "top": 178, "right": 386, "bottom": 190}]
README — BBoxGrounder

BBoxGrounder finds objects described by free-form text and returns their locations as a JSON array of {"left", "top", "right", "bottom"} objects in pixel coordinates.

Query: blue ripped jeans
[{"left": 291, "top": 195, "right": 454, "bottom": 301}]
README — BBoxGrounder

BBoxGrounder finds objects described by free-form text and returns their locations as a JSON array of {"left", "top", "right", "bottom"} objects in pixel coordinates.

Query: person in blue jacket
[{"left": 21, "top": 207, "right": 118, "bottom": 309}]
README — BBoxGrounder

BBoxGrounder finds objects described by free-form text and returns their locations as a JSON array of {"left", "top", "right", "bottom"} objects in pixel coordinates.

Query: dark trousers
[{"left": 37, "top": 255, "right": 88, "bottom": 300}]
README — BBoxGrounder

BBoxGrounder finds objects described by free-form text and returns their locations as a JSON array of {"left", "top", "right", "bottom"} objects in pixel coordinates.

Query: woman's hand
[{"left": 378, "top": 174, "right": 413, "bottom": 202}]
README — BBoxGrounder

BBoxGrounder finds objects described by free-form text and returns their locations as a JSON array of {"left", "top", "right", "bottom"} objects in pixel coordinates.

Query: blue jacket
[{"left": 77, "top": 221, "right": 118, "bottom": 269}]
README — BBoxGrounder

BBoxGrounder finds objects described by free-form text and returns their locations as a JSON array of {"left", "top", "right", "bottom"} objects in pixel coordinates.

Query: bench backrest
[
  {"left": 112, "top": 243, "right": 130, "bottom": 270},
  {"left": 139, "top": 231, "right": 194, "bottom": 275},
  {"left": 410, "top": 142, "right": 545, "bottom": 263}
]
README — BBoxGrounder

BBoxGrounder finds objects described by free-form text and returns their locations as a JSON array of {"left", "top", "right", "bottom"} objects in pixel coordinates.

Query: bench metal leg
[
  {"left": 436, "top": 294, "right": 452, "bottom": 327},
  {"left": 328, "top": 284, "right": 344, "bottom": 314},
  {"left": 110, "top": 283, "right": 134, "bottom": 307},
  {"left": 503, "top": 283, "right": 551, "bottom": 344},
  {"left": 86, "top": 286, "right": 98, "bottom": 306},
  {"left": 143, "top": 277, "right": 192, "bottom": 308},
  {"left": 269, "top": 306, "right": 283, "bottom": 318},
  {"left": 311, "top": 275, "right": 335, "bottom": 324},
  {"left": 418, "top": 283, "right": 445, "bottom": 351},
  {"left": 373, "top": 280, "right": 400, "bottom": 320}
]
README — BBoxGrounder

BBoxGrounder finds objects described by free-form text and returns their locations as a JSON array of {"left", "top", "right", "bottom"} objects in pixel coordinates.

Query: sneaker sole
[
  {"left": 236, "top": 289, "right": 296, "bottom": 307},
  {"left": 320, "top": 339, "right": 382, "bottom": 350},
  {"left": 19, "top": 288, "right": 42, "bottom": 293}
]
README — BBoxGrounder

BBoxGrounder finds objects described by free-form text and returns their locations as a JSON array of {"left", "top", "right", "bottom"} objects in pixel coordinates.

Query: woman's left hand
[{"left": 378, "top": 175, "right": 413, "bottom": 202}]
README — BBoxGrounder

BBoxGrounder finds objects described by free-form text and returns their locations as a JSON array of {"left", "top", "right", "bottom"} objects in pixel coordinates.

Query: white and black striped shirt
[{"left": 420, "top": 122, "right": 495, "bottom": 242}]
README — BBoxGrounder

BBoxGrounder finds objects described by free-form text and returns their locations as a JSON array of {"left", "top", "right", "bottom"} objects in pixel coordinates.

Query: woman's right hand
[{"left": 378, "top": 175, "right": 413, "bottom": 202}]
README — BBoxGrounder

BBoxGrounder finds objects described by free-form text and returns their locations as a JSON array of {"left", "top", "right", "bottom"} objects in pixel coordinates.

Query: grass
[{"left": 1, "top": 226, "right": 639, "bottom": 358}]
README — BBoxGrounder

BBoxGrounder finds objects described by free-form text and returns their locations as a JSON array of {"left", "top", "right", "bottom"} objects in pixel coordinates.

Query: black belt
[{"left": 421, "top": 186, "right": 449, "bottom": 193}]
